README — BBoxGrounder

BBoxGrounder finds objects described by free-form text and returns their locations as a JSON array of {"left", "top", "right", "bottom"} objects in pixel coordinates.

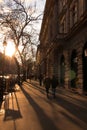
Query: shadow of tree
[
  {"left": 4, "top": 109, "right": 22, "bottom": 121},
  {"left": 53, "top": 95, "right": 87, "bottom": 124},
  {"left": 21, "top": 86, "right": 59, "bottom": 130},
  {"left": 24, "top": 81, "right": 87, "bottom": 130},
  {"left": 3, "top": 92, "right": 22, "bottom": 121}
]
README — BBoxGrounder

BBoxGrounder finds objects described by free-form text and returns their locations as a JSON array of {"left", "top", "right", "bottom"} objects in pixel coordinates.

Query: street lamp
[
  {"left": 3, "top": 37, "right": 7, "bottom": 76},
  {"left": 3, "top": 37, "right": 7, "bottom": 55},
  {"left": 0, "top": 37, "right": 7, "bottom": 114},
  {"left": 3, "top": 37, "right": 7, "bottom": 92}
]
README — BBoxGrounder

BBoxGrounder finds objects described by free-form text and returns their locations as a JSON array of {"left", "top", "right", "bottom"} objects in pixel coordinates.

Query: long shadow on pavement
[
  {"left": 25, "top": 81, "right": 87, "bottom": 130},
  {"left": 24, "top": 81, "right": 45, "bottom": 95},
  {"left": 3, "top": 92, "right": 22, "bottom": 121},
  {"left": 21, "top": 85, "right": 59, "bottom": 130},
  {"left": 49, "top": 95, "right": 87, "bottom": 130}
]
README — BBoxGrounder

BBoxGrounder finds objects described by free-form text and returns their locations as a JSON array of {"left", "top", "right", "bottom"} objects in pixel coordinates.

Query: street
[{"left": 0, "top": 80, "right": 87, "bottom": 130}]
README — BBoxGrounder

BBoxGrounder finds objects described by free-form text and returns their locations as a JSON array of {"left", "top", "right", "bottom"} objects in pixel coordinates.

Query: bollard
[{"left": 0, "top": 77, "right": 4, "bottom": 102}]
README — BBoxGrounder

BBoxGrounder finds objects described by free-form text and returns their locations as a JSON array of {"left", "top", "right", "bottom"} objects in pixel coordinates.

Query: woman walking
[
  {"left": 51, "top": 75, "right": 58, "bottom": 98},
  {"left": 44, "top": 75, "right": 51, "bottom": 98}
]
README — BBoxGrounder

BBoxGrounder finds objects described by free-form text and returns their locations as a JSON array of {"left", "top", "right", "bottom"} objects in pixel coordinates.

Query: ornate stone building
[{"left": 36, "top": 0, "right": 87, "bottom": 94}]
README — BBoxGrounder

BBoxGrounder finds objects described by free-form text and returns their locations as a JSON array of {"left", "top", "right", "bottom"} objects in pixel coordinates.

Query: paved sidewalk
[
  {"left": 0, "top": 81, "right": 87, "bottom": 130},
  {"left": 26, "top": 79, "right": 84, "bottom": 94},
  {"left": 26, "top": 79, "right": 87, "bottom": 101},
  {"left": 0, "top": 85, "right": 22, "bottom": 130}
]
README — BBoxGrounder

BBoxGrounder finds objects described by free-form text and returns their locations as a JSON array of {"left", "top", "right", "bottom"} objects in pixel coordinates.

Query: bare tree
[{"left": 0, "top": 0, "right": 42, "bottom": 84}]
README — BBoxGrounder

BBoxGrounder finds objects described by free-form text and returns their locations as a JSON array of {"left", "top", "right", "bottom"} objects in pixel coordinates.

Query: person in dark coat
[
  {"left": 38, "top": 74, "right": 43, "bottom": 86},
  {"left": 43, "top": 75, "right": 51, "bottom": 98},
  {"left": 51, "top": 75, "right": 58, "bottom": 98}
]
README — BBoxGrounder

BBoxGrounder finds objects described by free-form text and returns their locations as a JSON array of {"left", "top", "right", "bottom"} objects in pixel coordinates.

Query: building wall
[{"left": 38, "top": 0, "right": 87, "bottom": 94}]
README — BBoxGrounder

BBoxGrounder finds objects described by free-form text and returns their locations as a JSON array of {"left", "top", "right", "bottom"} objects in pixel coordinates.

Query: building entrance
[
  {"left": 60, "top": 55, "right": 65, "bottom": 86},
  {"left": 82, "top": 42, "right": 87, "bottom": 92},
  {"left": 70, "top": 49, "right": 78, "bottom": 88}
]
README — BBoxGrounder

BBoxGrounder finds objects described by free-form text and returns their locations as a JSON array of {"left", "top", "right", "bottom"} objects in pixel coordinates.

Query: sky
[
  {"left": 0, "top": 0, "right": 46, "bottom": 30},
  {"left": 0, "top": 0, "right": 46, "bottom": 53},
  {"left": 0, "top": 0, "right": 46, "bottom": 12},
  {"left": 27, "top": 0, "right": 46, "bottom": 10},
  {"left": 28, "top": 0, "right": 46, "bottom": 30}
]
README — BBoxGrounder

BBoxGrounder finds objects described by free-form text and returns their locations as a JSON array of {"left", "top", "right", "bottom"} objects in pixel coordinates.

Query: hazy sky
[
  {"left": 29, "top": 0, "right": 46, "bottom": 27},
  {"left": 0, "top": 0, "right": 46, "bottom": 31},
  {"left": 28, "top": 0, "right": 46, "bottom": 10},
  {"left": 0, "top": 0, "right": 46, "bottom": 53},
  {"left": 0, "top": 0, "right": 46, "bottom": 15}
]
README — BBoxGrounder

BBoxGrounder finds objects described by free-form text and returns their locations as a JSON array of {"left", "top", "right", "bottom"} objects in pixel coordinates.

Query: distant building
[{"left": 36, "top": 0, "right": 87, "bottom": 94}]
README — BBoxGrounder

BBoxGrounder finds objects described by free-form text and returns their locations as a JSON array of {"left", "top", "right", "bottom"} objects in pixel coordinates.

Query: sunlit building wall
[{"left": 37, "top": 0, "right": 87, "bottom": 94}]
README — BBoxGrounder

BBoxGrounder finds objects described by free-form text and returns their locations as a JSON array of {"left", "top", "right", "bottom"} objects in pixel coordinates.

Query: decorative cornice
[{"left": 39, "top": 0, "right": 54, "bottom": 40}]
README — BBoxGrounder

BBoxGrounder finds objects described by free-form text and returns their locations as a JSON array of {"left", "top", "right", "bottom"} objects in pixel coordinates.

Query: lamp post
[
  {"left": 0, "top": 38, "right": 7, "bottom": 114},
  {"left": 3, "top": 38, "right": 7, "bottom": 92},
  {"left": 3, "top": 37, "right": 7, "bottom": 74},
  {"left": 3, "top": 37, "right": 7, "bottom": 58}
]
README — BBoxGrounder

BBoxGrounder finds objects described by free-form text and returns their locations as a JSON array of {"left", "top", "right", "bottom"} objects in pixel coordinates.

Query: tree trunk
[{"left": 13, "top": 57, "right": 21, "bottom": 85}]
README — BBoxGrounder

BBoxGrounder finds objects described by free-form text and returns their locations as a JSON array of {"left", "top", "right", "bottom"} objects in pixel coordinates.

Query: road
[{"left": 0, "top": 80, "right": 87, "bottom": 130}]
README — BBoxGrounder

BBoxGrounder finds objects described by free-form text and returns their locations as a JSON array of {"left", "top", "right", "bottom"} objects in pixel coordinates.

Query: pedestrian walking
[
  {"left": 51, "top": 75, "right": 58, "bottom": 98},
  {"left": 43, "top": 75, "right": 51, "bottom": 98},
  {"left": 38, "top": 74, "right": 43, "bottom": 86}
]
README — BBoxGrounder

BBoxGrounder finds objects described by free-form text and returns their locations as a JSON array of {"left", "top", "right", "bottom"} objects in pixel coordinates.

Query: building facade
[{"left": 36, "top": 0, "right": 87, "bottom": 94}]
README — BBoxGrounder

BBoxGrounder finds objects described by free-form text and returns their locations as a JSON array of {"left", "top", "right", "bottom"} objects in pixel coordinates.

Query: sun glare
[{"left": 6, "top": 41, "right": 15, "bottom": 57}]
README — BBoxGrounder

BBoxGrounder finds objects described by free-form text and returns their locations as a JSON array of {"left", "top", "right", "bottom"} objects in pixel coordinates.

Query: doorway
[
  {"left": 60, "top": 55, "right": 65, "bottom": 86},
  {"left": 82, "top": 42, "right": 87, "bottom": 92},
  {"left": 70, "top": 49, "right": 78, "bottom": 88}
]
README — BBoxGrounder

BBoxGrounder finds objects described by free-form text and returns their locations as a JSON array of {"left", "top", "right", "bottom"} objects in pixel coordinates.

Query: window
[
  {"left": 62, "top": 0, "right": 67, "bottom": 7},
  {"left": 60, "top": 16, "right": 66, "bottom": 33},
  {"left": 72, "top": 3, "right": 78, "bottom": 24},
  {"left": 59, "top": 0, "right": 67, "bottom": 13},
  {"left": 70, "top": 2, "right": 78, "bottom": 27}
]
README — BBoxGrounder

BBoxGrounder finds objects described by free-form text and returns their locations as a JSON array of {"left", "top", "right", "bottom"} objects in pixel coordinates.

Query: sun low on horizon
[{"left": 5, "top": 41, "right": 15, "bottom": 57}]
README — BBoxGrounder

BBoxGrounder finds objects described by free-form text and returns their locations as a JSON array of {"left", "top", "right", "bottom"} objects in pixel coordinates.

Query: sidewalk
[
  {"left": 26, "top": 79, "right": 87, "bottom": 99},
  {"left": 0, "top": 81, "right": 87, "bottom": 130},
  {"left": 0, "top": 84, "right": 21, "bottom": 116},
  {"left": 0, "top": 84, "right": 24, "bottom": 130}
]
